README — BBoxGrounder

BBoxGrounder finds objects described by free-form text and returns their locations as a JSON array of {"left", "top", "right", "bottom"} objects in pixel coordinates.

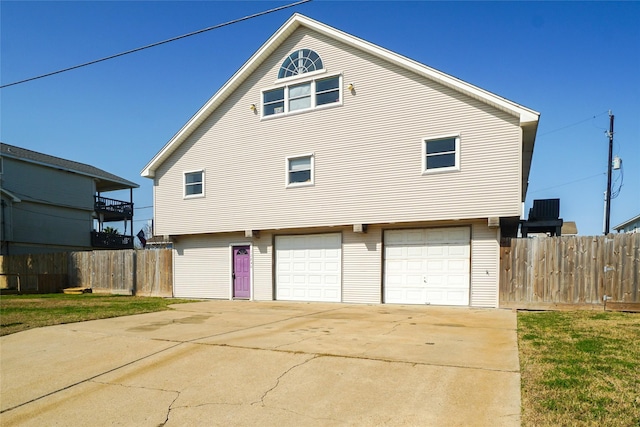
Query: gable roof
[
  {"left": 614, "top": 214, "right": 640, "bottom": 231},
  {"left": 141, "top": 13, "right": 540, "bottom": 181},
  {"left": 1, "top": 142, "right": 139, "bottom": 192}
]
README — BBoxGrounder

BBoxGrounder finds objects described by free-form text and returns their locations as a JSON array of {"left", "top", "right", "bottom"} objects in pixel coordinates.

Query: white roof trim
[
  {"left": 1, "top": 188, "right": 22, "bottom": 203},
  {"left": 141, "top": 13, "right": 540, "bottom": 178},
  {"left": 614, "top": 214, "right": 640, "bottom": 231}
]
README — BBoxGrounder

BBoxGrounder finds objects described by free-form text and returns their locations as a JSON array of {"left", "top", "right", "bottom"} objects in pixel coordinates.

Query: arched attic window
[{"left": 278, "top": 49, "right": 323, "bottom": 79}]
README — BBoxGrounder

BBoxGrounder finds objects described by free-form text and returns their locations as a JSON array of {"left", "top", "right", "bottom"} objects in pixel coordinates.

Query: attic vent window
[{"left": 278, "top": 49, "right": 323, "bottom": 79}]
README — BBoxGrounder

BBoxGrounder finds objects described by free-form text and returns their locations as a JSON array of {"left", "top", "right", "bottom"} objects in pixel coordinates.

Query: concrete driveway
[{"left": 1, "top": 301, "right": 520, "bottom": 426}]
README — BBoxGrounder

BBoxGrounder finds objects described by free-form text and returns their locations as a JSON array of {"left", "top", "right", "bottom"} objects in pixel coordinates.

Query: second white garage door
[
  {"left": 275, "top": 233, "right": 342, "bottom": 302},
  {"left": 384, "top": 227, "right": 470, "bottom": 306}
]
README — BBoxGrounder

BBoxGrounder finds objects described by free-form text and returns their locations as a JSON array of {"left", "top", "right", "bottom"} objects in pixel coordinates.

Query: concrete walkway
[{"left": 1, "top": 301, "right": 521, "bottom": 426}]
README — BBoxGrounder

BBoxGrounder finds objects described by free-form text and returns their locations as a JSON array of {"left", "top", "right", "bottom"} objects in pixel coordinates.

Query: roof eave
[{"left": 3, "top": 151, "right": 139, "bottom": 190}]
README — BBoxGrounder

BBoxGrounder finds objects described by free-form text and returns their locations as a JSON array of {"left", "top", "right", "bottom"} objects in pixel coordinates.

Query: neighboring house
[
  {"left": 614, "top": 214, "right": 640, "bottom": 234},
  {"left": 142, "top": 14, "right": 540, "bottom": 307},
  {"left": 1, "top": 143, "right": 139, "bottom": 255}
]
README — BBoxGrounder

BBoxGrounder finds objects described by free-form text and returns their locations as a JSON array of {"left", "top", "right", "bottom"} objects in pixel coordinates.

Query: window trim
[
  {"left": 285, "top": 153, "right": 314, "bottom": 188},
  {"left": 275, "top": 68, "right": 326, "bottom": 85},
  {"left": 421, "top": 134, "right": 461, "bottom": 174},
  {"left": 183, "top": 169, "right": 205, "bottom": 199},
  {"left": 261, "top": 73, "right": 342, "bottom": 119}
]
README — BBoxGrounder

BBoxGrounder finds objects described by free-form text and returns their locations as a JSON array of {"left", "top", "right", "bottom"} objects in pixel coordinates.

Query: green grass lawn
[
  {"left": 0, "top": 293, "right": 196, "bottom": 336},
  {"left": 518, "top": 310, "right": 640, "bottom": 426}
]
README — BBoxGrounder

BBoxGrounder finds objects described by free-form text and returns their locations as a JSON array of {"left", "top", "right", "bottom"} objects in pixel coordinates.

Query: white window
[
  {"left": 263, "top": 88, "right": 284, "bottom": 116},
  {"left": 262, "top": 75, "right": 341, "bottom": 117},
  {"left": 184, "top": 170, "right": 204, "bottom": 198},
  {"left": 422, "top": 135, "right": 460, "bottom": 173},
  {"left": 315, "top": 76, "right": 340, "bottom": 106},
  {"left": 286, "top": 154, "right": 314, "bottom": 187},
  {"left": 289, "top": 82, "right": 311, "bottom": 112}
]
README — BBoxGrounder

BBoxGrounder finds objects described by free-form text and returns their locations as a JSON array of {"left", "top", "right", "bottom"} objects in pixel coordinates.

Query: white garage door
[
  {"left": 275, "top": 233, "right": 342, "bottom": 302},
  {"left": 384, "top": 227, "right": 470, "bottom": 306}
]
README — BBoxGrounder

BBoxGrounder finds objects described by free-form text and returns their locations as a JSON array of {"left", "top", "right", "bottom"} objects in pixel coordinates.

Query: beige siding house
[{"left": 142, "top": 14, "right": 539, "bottom": 307}]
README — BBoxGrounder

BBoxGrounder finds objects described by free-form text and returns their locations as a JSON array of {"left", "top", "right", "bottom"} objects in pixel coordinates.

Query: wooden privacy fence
[
  {"left": 500, "top": 233, "right": 640, "bottom": 310},
  {"left": 0, "top": 249, "right": 173, "bottom": 297}
]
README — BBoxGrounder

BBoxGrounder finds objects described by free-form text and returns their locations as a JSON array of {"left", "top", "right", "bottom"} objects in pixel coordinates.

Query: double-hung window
[
  {"left": 263, "top": 88, "right": 285, "bottom": 116},
  {"left": 286, "top": 155, "right": 314, "bottom": 187},
  {"left": 289, "top": 83, "right": 311, "bottom": 112},
  {"left": 262, "top": 75, "right": 341, "bottom": 117},
  {"left": 422, "top": 136, "right": 460, "bottom": 173},
  {"left": 184, "top": 170, "right": 204, "bottom": 198},
  {"left": 315, "top": 76, "right": 340, "bottom": 106}
]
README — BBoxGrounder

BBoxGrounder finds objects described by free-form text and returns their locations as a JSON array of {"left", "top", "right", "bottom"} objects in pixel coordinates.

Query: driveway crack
[
  {"left": 252, "top": 355, "right": 318, "bottom": 406},
  {"left": 159, "top": 391, "right": 180, "bottom": 427}
]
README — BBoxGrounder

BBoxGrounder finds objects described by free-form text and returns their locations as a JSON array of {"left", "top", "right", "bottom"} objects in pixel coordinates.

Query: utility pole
[{"left": 604, "top": 110, "right": 614, "bottom": 235}]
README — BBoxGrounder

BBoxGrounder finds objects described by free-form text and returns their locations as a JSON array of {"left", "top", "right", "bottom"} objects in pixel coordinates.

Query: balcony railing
[
  {"left": 91, "top": 231, "right": 134, "bottom": 249},
  {"left": 94, "top": 196, "right": 133, "bottom": 221}
]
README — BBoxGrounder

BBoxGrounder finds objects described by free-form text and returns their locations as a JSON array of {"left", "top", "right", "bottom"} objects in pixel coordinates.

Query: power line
[
  {"left": 538, "top": 111, "right": 608, "bottom": 137},
  {"left": 528, "top": 172, "right": 606, "bottom": 194},
  {"left": 0, "top": 0, "right": 311, "bottom": 89}
]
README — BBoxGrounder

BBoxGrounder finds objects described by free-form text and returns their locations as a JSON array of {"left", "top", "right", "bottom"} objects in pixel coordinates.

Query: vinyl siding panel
[
  {"left": 154, "top": 27, "right": 522, "bottom": 238},
  {"left": 342, "top": 225, "right": 382, "bottom": 303},
  {"left": 173, "top": 232, "right": 273, "bottom": 300},
  {"left": 3, "top": 158, "right": 95, "bottom": 253},
  {"left": 3, "top": 158, "right": 94, "bottom": 211},
  {"left": 252, "top": 231, "right": 274, "bottom": 301},
  {"left": 12, "top": 202, "right": 92, "bottom": 248},
  {"left": 470, "top": 222, "right": 499, "bottom": 307},
  {"left": 174, "top": 233, "right": 245, "bottom": 299}
]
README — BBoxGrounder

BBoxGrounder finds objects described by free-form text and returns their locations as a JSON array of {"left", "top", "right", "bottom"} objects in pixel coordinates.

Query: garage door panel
[
  {"left": 324, "top": 289, "right": 339, "bottom": 299},
  {"left": 276, "top": 233, "right": 342, "bottom": 302},
  {"left": 279, "top": 288, "right": 290, "bottom": 297},
  {"left": 306, "top": 248, "right": 319, "bottom": 256},
  {"left": 385, "top": 246, "right": 405, "bottom": 258},
  {"left": 308, "top": 262, "right": 322, "bottom": 271},
  {"left": 278, "top": 262, "right": 290, "bottom": 272},
  {"left": 448, "top": 259, "right": 469, "bottom": 272},
  {"left": 385, "top": 227, "right": 470, "bottom": 306}
]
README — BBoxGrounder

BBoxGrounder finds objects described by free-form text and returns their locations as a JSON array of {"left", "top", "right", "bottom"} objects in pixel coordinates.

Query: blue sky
[{"left": 1, "top": 1, "right": 638, "bottom": 236}]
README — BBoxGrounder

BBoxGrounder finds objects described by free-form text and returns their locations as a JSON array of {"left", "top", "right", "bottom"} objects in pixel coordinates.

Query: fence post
[{"left": 132, "top": 250, "right": 137, "bottom": 296}]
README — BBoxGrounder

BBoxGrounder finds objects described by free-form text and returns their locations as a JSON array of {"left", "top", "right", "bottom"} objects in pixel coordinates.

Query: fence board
[
  {"left": 500, "top": 234, "right": 640, "bottom": 309},
  {"left": 136, "top": 250, "right": 173, "bottom": 297},
  {"left": 1, "top": 249, "right": 172, "bottom": 296}
]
